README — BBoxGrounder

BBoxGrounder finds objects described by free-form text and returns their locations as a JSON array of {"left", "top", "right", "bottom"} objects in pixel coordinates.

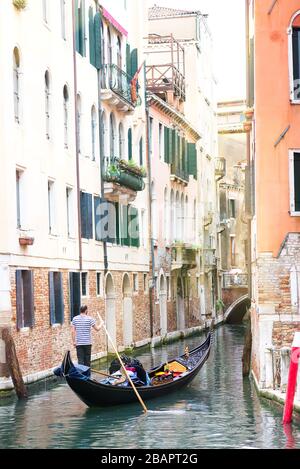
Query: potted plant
[
  {"left": 216, "top": 299, "right": 225, "bottom": 313},
  {"left": 13, "top": 0, "right": 27, "bottom": 10}
]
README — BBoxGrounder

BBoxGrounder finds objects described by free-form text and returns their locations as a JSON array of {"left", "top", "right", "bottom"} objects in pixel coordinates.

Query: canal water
[{"left": 0, "top": 324, "right": 300, "bottom": 449}]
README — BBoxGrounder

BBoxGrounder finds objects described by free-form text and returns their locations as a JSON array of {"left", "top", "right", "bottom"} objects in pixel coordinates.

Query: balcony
[
  {"left": 203, "top": 249, "right": 217, "bottom": 271},
  {"left": 103, "top": 157, "right": 146, "bottom": 203},
  {"left": 171, "top": 243, "right": 198, "bottom": 270},
  {"left": 100, "top": 64, "right": 138, "bottom": 113},
  {"left": 146, "top": 34, "right": 186, "bottom": 104},
  {"left": 170, "top": 163, "right": 189, "bottom": 185},
  {"left": 215, "top": 157, "right": 226, "bottom": 180}
]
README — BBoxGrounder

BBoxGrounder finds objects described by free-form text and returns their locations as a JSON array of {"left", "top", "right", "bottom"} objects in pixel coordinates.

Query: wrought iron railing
[
  {"left": 146, "top": 64, "right": 186, "bottom": 101},
  {"left": 101, "top": 64, "right": 136, "bottom": 107},
  {"left": 170, "top": 163, "right": 189, "bottom": 183},
  {"left": 223, "top": 273, "right": 248, "bottom": 288},
  {"left": 215, "top": 157, "right": 226, "bottom": 178}
]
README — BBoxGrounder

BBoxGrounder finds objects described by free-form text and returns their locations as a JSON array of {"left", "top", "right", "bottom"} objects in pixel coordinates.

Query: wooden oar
[{"left": 97, "top": 312, "right": 148, "bottom": 413}]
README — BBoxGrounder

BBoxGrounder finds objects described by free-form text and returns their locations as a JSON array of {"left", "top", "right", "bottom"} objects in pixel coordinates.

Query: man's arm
[
  {"left": 71, "top": 325, "right": 76, "bottom": 346},
  {"left": 93, "top": 324, "right": 101, "bottom": 332}
]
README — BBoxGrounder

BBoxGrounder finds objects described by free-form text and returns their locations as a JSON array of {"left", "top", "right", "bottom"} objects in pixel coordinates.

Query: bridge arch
[{"left": 224, "top": 294, "right": 251, "bottom": 324}]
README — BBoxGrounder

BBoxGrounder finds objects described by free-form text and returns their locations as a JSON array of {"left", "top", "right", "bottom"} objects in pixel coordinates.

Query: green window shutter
[
  {"left": 75, "top": 0, "right": 80, "bottom": 53},
  {"left": 129, "top": 207, "right": 139, "bottom": 248},
  {"left": 121, "top": 204, "right": 130, "bottom": 246},
  {"left": 170, "top": 129, "right": 175, "bottom": 164},
  {"left": 188, "top": 143, "right": 197, "bottom": 179},
  {"left": 126, "top": 43, "right": 131, "bottom": 79},
  {"left": 115, "top": 203, "right": 120, "bottom": 245},
  {"left": 139, "top": 138, "right": 143, "bottom": 166},
  {"left": 80, "top": 0, "right": 86, "bottom": 57},
  {"left": 94, "top": 12, "right": 102, "bottom": 70},
  {"left": 130, "top": 48, "right": 138, "bottom": 78},
  {"left": 164, "top": 127, "right": 169, "bottom": 163},
  {"left": 177, "top": 134, "right": 180, "bottom": 169},
  {"left": 182, "top": 138, "right": 186, "bottom": 172},
  {"left": 128, "top": 128, "right": 132, "bottom": 160},
  {"left": 89, "top": 8, "right": 95, "bottom": 67}
]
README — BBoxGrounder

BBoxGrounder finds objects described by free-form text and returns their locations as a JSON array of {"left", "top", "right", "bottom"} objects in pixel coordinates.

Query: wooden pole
[
  {"left": 2, "top": 328, "right": 28, "bottom": 399},
  {"left": 97, "top": 313, "right": 148, "bottom": 413}
]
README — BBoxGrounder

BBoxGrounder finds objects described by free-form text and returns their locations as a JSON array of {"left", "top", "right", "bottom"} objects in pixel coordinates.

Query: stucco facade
[{"left": 246, "top": 0, "right": 300, "bottom": 388}]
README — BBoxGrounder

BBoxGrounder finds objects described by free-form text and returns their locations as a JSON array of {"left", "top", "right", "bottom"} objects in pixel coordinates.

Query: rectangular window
[
  {"left": 166, "top": 275, "right": 171, "bottom": 301},
  {"left": 69, "top": 272, "right": 81, "bottom": 319},
  {"left": 290, "top": 151, "right": 300, "bottom": 213},
  {"left": 66, "top": 187, "right": 75, "bottom": 238},
  {"left": 149, "top": 117, "right": 153, "bottom": 157},
  {"left": 143, "top": 273, "right": 148, "bottom": 293},
  {"left": 48, "top": 180, "right": 55, "bottom": 235},
  {"left": 159, "top": 123, "right": 163, "bottom": 160},
  {"left": 229, "top": 199, "right": 236, "bottom": 218},
  {"left": 80, "top": 192, "right": 93, "bottom": 239},
  {"left": 81, "top": 272, "right": 88, "bottom": 297},
  {"left": 133, "top": 273, "right": 138, "bottom": 292},
  {"left": 16, "top": 170, "right": 22, "bottom": 229},
  {"left": 16, "top": 270, "right": 34, "bottom": 329},
  {"left": 61, "top": 0, "right": 66, "bottom": 40},
  {"left": 292, "top": 27, "right": 300, "bottom": 101},
  {"left": 230, "top": 236, "right": 236, "bottom": 267},
  {"left": 49, "top": 272, "right": 64, "bottom": 325},
  {"left": 96, "top": 272, "right": 102, "bottom": 296}
]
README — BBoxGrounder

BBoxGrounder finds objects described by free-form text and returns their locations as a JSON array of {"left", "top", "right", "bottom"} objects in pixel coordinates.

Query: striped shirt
[{"left": 72, "top": 314, "right": 96, "bottom": 346}]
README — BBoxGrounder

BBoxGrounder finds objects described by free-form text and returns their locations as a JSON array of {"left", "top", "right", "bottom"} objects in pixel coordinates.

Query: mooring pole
[{"left": 2, "top": 328, "right": 27, "bottom": 399}]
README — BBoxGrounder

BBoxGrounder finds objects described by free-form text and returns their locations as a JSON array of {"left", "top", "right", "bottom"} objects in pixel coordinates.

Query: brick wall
[{"left": 9, "top": 267, "right": 150, "bottom": 377}]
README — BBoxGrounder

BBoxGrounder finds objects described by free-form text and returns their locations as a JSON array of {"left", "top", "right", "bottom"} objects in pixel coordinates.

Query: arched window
[
  {"left": 109, "top": 113, "right": 116, "bottom": 160},
  {"left": 100, "top": 109, "right": 107, "bottom": 168},
  {"left": 128, "top": 128, "right": 132, "bottom": 160},
  {"left": 119, "top": 123, "right": 124, "bottom": 158},
  {"left": 101, "top": 21, "right": 105, "bottom": 65},
  {"left": 117, "top": 36, "right": 122, "bottom": 69},
  {"left": 180, "top": 193, "right": 184, "bottom": 242},
  {"left": 164, "top": 188, "right": 169, "bottom": 244},
  {"left": 289, "top": 11, "right": 300, "bottom": 101},
  {"left": 193, "top": 199, "right": 197, "bottom": 242},
  {"left": 185, "top": 195, "right": 189, "bottom": 241},
  {"left": 175, "top": 192, "right": 180, "bottom": 241},
  {"left": 170, "top": 190, "right": 174, "bottom": 243},
  {"left": 63, "top": 85, "right": 69, "bottom": 149},
  {"left": 91, "top": 106, "right": 97, "bottom": 161},
  {"left": 13, "top": 47, "right": 21, "bottom": 124},
  {"left": 76, "top": 94, "right": 82, "bottom": 153},
  {"left": 151, "top": 181, "right": 158, "bottom": 241},
  {"left": 45, "top": 70, "right": 50, "bottom": 140},
  {"left": 107, "top": 28, "right": 112, "bottom": 65}
]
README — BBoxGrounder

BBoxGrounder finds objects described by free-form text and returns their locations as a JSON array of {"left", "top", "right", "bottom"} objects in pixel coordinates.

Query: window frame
[
  {"left": 288, "top": 11, "right": 300, "bottom": 104},
  {"left": 289, "top": 149, "right": 300, "bottom": 215}
]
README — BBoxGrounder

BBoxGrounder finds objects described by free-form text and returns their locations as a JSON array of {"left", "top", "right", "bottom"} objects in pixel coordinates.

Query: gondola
[{"left": 56, "top": 333, "right": 212, "bottom": 407}]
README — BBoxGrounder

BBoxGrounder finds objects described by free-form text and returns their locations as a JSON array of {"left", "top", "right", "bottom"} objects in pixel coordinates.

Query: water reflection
[{"left": 0, "top": 325, "right": 300, "bottom": 448}]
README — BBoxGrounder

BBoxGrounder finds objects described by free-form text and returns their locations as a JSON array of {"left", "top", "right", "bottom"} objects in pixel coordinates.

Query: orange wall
[{"left": 254, "top": 0, "right": 300, "bottom": 255}]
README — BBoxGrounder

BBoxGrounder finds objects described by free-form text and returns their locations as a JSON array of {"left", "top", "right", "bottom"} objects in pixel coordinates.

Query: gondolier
[{"left": 71, "top": 305, "right": 101, "bottom": 367}]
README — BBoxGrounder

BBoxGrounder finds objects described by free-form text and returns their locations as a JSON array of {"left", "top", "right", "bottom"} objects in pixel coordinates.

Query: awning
[{"left": 102, "top": 7, "right": 128, "bottom": 37}]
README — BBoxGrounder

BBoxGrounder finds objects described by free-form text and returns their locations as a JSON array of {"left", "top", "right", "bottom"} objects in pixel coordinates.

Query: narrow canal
[{"left": 0, "top": 325, "right": 300, "bottom": 449}]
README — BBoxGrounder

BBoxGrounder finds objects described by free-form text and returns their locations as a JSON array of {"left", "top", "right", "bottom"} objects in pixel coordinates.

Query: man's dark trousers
[{"left": 76, "top": 345, "right": 92, "bottom": 367}]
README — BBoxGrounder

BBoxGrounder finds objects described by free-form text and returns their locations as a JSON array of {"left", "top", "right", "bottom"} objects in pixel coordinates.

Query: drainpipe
[
  {"left": 145, "top": 86, "right": 155, "bottom": 339},
  {"left": 95, "top": 3, "right": 108, "bottom": 275},
  {"left": 245, "top": 0, "right": 252, "bottom": 299},
  {"left": 72, "top": 0, "right": 82, "bottom": 271}
]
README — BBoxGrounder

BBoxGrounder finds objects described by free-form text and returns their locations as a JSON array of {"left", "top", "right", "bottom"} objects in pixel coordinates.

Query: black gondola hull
[{"left": 61, "top": 333, "right": 212, "bottom": 408}]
